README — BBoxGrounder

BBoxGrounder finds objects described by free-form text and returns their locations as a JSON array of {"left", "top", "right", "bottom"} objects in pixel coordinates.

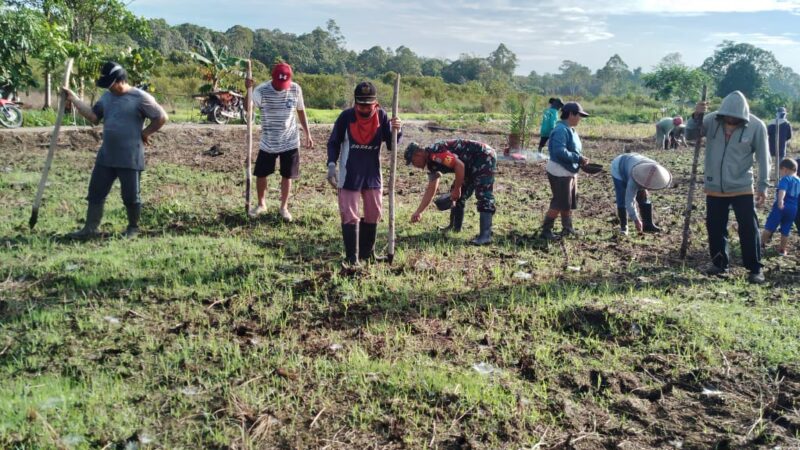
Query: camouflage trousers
[{"left": 454, "top": 146, "right": 497, "bottom": 213}]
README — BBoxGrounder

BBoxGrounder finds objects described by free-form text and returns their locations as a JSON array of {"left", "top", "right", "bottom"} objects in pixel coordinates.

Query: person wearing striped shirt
[{"left": 246, "top": 62, "right": 313, "bottom": 221}]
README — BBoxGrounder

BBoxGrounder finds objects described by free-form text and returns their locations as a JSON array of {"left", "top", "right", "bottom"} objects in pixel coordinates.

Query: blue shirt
[
  {"left": 777, "top": 174, "right": 800, "bottom": 208},
  {"left": 547, "top": 120, "right": 582, "bottom": 173}
]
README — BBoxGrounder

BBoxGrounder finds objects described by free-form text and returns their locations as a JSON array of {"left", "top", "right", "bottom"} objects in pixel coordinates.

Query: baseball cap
[
  {"left": 562, "top": 102, "right": 589, "bottom": 117},
  {"left": 96, "top": 61, "right": 126, "bottom": 89},
  {"left": 271, "top": 63, "right": 293, "bottom": 91},
  {"left": 354, "top": 81, "right": 378, "bottom": 104},
  {"left": 549, "top": 97, "right": 564, "bottom": 108}
]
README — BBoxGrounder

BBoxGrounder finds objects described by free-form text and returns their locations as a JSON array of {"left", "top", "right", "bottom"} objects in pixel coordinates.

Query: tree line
[{"left": 2, "top": 0, "right": 800, "bottom": 120}]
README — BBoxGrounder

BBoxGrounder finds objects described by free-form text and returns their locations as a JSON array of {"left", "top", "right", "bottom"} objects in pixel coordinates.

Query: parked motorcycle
[
  {"left": 196, "top": 90, "right": 248, "bottom": 125},
  {"left": 0, "top": 98, "right": 23, "bottom": 128}
]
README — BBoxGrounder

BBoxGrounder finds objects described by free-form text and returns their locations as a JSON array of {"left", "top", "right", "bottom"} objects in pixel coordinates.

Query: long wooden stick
[
  {"left": 387, "top": 75, "right": 400, "bottom": 263},
  {"left": 774, "top": 110, "right": 780, "bottom": 182},
  {"left": 30, "top": 58, "right": 73, "bottom": 230},
  {"left": 244, "top": 60, "right": 253, "bottom": 215},
  {"left": 679, "top": 84, "right": 707, "bottom": 259}
]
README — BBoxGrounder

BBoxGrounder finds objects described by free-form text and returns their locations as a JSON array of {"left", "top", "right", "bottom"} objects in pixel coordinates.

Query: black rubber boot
[
  {"left": 561, "top": 215, "right": 576, "bottom": 237},
  {"left": 359, "top": 220, "right": 384, "bottom": 262},
  {"left": 440, "top": 205, "right": 464, "bottom": 232},
  {"left": 67, "top": 203, "right": 104, "bottom": 240},
  {"left": 342, "top": 223, "right": 359, "bottom": 265},
  {"left": 470, "top": 212, "right": 493, "bottom": 245},
  {"left": 123, "top": 203, "right": 141, "bottom": 238},
  {"left": 617, "top": 207, "right": 628, "bottom": 234},
  {"left": 639, "top": 202, "right": 661, "bottom": 233},
  {"left": 541, "top": 216, "right": 557, "bottom": 240}
]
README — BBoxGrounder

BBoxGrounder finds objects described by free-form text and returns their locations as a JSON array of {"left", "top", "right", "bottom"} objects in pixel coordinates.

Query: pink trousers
[{"left": 338, "top": 188, "right": 382, "bottom": 225}]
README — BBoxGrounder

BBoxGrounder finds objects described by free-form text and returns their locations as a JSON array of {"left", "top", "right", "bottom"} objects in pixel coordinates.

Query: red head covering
[{"left": 271, "top": 63, "right": 292, "bottom": 91}]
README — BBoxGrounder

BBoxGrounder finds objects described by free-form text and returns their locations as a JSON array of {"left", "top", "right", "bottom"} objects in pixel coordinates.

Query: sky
[{"left": 128, "top": 0, "right": 800, "bottom": 75}]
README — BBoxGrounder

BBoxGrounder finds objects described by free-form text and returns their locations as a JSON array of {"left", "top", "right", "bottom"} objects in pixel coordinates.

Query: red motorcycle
[
  {"left": 0, "top": 98, "right": 23, "bottom": 128},
  {"left": 195, "top": 90, "right": 248, "bottom": 125}
]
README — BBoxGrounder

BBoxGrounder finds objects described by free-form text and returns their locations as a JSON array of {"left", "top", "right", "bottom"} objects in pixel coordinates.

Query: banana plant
[{"left": 186, "top": 38, "right": 245, "bottom": 93}]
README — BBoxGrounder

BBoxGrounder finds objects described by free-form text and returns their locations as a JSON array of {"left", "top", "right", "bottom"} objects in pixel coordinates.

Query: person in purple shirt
[{"left": 326, "top": 82, "right": 402, "bottom": 265}]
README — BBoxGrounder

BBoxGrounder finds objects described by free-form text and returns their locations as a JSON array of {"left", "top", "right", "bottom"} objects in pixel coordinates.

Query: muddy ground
[{"left": 2, "top": 123, "right": 799, "bottom": 449}]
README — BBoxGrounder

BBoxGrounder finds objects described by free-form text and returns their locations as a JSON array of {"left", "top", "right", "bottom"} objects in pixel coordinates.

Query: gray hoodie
[{"left": 686, "top": 91, "right": 770, "bottom": 195}]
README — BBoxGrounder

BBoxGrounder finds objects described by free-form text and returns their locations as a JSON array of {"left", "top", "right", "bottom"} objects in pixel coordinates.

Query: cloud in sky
[{"left": 128, "top": 0, "right": 800, "bottom": 74}]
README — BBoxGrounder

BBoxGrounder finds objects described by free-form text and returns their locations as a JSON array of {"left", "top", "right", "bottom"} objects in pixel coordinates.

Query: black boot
[
  {"left": 541, "top": 216, "right": 557, "bottom": 240},
  {"left": 124, "top": 203, "right": 141, "bottom": 238},
  {"left": 470, "top": 212, "right": 493, "bottom": 245},
  {"left": 561, "top": 215, "right": 576, "bottom": 237},
  {"left": 440, "top": 205, "right": 464, "bottom": 232},
  {"left": 67, "top": 203, "right": 104, "bottom": 240},
  {"left": 359, "top": 220, "right": 384, "bottom": 262},
  {"left": 341, "top": 223, "right": 359, "bottom": 265},
  {"left": 639, "top": 202, "right": 661, "bottom": 233},
  {"left": 617, "top": 207, "right": 628, "bottom": 235}
]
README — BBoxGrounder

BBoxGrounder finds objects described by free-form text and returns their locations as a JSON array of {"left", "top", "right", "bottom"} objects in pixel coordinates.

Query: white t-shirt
[{"left": 252, "top": 81, "right": 305, "bottom": 153}]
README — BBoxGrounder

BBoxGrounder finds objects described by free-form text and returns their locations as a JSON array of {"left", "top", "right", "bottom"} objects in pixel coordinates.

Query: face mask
[{"left": 357, "top": 105, "right": 376, "bottom": 118}]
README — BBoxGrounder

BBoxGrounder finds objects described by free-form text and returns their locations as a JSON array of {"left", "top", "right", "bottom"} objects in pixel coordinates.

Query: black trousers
[
  {"left": 87, "top": 164, "right": 141, "bottom": 207},
  {"left": 706, "top": 195, "right": 761, "bottom": 273}
]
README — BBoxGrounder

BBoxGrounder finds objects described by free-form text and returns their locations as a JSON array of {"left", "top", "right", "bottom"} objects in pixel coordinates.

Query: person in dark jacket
[
  {"left": 62, "top": 61, "right": 167, "bottom": 239},
  {"left": 767, "top": 106, "right": 792, "bottom": 162},
  {"left": 326, "top": 82, "right": 402, "bottom": 265},
  {"left": 405, "top": 139, "right": 497, "bottom": 245}
]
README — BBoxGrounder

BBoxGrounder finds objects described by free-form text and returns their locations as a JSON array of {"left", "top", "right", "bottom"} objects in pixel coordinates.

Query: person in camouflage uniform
[{"left": 405, "top": 139, "right": 496, "bottom": 245}]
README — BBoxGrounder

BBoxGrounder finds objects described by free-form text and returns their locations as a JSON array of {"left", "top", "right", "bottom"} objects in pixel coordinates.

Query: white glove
[{"left": 326, "top": 162, "right": 338, "bottom": 189}]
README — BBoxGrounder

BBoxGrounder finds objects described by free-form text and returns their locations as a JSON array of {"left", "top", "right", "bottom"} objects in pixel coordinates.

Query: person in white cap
[{"left": 611, "top": 153, "right": 672, "bottom": 234}]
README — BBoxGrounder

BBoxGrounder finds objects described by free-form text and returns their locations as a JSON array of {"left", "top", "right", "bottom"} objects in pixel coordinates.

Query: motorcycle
[
  {"left": 0, "top": 98, "right": 23, "bottom": 128},
  {"left": 196, "top": 90, "right": 248, "bottom": 125}
]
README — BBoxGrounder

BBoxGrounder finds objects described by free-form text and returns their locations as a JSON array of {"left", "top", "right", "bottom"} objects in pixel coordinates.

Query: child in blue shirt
[{"left": 762, "top": 158, "right": 800, "bottom": 256}]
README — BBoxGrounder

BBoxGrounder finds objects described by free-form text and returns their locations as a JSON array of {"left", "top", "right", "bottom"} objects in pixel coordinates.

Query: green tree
[
  {"left": 224, "top": 25, "right": 254, "bottom": 58},
  {"left": 442, "top": 55, "right": 491, "bottom": 84},
  {"left": 558, "top": 60, "right": 591, "bottom": 96},
  {"left": 701, "top": 41, "right": 783, "bottom": 99},
  {"left": 356, "top": 46, "right": 388, "bottom": 77},
  {"left": 642, "top": 64, "right": 709, "bottom": 105},
  {"left": 385, "top": 46, "right": 421, "bottom": 76},
  {"left": 0, "top": 6, "right": 65, "bottom": 98},
  {"left": 421, "top": 58, "right": 446, "bottom": 77},
  {"left": 117, "top": 47, "right": 164, "bottom": 87},
  {"left": 717, "top": 59, "right": 762, "bottom": 99},
  {"left": 595, "top": 54, "right": 631, "bottom": 96},
  {"left": 487, "top": 43, "right": 517, "bottom": 78}
]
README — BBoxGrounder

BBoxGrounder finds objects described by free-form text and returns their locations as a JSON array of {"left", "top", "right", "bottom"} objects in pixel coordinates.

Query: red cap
[{"left": 271, "top": 63, "right": 292, "bottom": 91}]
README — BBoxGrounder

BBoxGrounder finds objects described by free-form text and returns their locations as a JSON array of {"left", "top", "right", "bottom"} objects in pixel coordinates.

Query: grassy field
[{"left": 1, "top": 123, "right": 799, "bottom": 449}]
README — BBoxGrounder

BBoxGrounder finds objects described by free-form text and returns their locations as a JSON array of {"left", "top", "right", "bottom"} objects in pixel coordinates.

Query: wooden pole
[
  {"left": 244, "top": 60, "right": 254, "bottom": 215},
  {"left": 29, "top": 58, "right": 73, "bottom": 230},
  {"left": 774, "top": 110, "right": 780, "bottom": 182},
  {"left": 679, "top": 84, "right": 707, "bottom": 259},
  {"left": 387, "top": 75, "right": 400, "bottom": 263}
]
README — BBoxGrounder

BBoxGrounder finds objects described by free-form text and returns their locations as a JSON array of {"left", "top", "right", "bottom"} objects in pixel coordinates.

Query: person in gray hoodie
[{"left": 686, "top": 90, "right": 770, "bottom": 284}]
